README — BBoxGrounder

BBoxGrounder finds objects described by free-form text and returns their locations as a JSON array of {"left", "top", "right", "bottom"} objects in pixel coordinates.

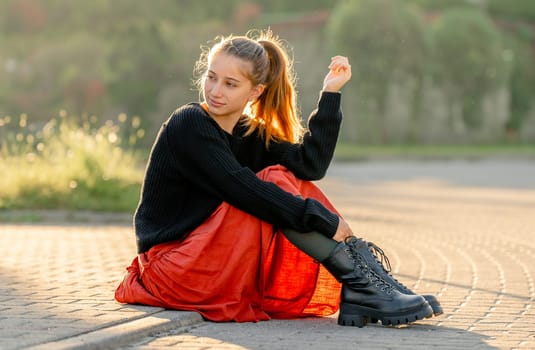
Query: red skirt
[{"left": 115, "top": 165, "right": 341, "bottom": 322}]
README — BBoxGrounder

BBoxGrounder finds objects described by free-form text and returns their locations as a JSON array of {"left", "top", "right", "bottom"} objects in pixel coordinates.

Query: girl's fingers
[
  {"left": 330, "top": 56, "right": 349, "bottom": 65},
  {"left": 331, "top": 55, "right": 348, "bottom": 62},
  {"left": 328, "top": 56, "right": 351, "bottom": 73}
]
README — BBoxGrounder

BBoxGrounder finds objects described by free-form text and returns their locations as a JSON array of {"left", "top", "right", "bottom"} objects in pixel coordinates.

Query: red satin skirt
[{"left": 115, "top": 165, "right": 341, "bottom": 322}]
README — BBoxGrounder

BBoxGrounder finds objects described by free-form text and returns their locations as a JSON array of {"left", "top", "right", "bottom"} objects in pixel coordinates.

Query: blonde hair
[{"left": 194, "top": 29, "right": 303, "bottom": 147}]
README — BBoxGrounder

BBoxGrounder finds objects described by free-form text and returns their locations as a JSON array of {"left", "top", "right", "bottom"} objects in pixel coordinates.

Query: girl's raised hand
[{"left": 322, "top": 56, "right": 352, "bottom": 93}]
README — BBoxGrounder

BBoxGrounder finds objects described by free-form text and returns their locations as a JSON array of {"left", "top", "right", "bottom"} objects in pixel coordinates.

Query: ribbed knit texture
[{"left": 134, "top": 91, "right": 343, "bottom": 253}]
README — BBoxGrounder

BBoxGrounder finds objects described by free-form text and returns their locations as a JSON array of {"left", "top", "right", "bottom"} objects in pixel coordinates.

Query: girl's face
[{"left": 203, "top": 52, "right": 264, "bottom": 121}]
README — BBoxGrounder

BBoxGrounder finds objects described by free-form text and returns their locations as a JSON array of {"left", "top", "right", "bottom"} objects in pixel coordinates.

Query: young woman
[{"left": 115, "top": 29, "right": 441, "bottom": 327}]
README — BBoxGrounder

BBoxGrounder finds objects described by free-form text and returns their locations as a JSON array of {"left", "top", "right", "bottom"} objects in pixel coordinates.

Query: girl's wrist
[
  {"left": 321, "top": 89, "right": 341, "bottom": 95},
  {"left": 323, "top": 88, "right": 339, "bottom": 93}
]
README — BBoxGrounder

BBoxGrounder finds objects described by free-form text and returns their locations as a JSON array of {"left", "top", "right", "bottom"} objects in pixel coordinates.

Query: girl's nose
[{"left": 210, "top": 82, "right": 222, "bottom": 96}]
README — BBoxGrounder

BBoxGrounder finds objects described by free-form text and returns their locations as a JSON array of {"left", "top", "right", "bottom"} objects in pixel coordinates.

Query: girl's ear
[{"left": 249, "top": 84, "right": 265, "bottom": 101}]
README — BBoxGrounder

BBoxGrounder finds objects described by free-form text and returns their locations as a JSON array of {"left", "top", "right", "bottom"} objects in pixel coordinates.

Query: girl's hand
[
  {"left": 323, "top": 56, "right": 352, "bottom": 93},
  {"left": 332, "top": 217, "right": 355, "bottom": 242}
]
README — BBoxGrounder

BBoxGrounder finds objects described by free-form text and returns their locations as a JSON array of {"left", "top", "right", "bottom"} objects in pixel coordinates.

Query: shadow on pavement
[{"left": 176, "top": 317, "right": 501, "bottom": 350}]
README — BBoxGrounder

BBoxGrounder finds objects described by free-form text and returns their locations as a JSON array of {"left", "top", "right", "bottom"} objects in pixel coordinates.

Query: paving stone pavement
[{"left": 1, "top": 160, "right": 534, "bottom": 350}]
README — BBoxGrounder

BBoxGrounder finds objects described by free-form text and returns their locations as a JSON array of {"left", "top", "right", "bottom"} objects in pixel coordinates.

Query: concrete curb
[{"left": 25, "top": 311, "right": 203, "bottom": 350}]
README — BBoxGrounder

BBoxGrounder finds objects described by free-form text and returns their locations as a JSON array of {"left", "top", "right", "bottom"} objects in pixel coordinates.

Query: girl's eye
[{"left": 226, "top": 82, "right": 236, "bottom": 87}]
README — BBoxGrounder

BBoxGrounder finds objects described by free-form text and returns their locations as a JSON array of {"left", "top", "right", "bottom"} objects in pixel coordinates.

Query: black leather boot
[
  {"left": 365, "top": 241, "right": 443, "bottom": 316},
  {"left": 322, "top": 237, "right": 433, "bottom": 327}
]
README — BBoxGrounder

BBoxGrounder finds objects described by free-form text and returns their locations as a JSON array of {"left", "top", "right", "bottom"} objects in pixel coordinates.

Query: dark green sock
[{"left": 280, "top": 229, "right": 338, "bottom": 261}]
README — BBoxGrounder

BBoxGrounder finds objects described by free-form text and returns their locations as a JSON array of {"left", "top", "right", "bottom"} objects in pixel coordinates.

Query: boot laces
[
  {"left": 345, "top": 238, "right": 394, "bottom": 294},
  {"left": 368, "top": 242, "right": 409, "bottom": 291}
]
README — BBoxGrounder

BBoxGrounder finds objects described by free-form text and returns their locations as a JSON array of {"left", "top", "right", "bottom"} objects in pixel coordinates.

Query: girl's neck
[{"left": 201, "top": 102, "right": 240, "bottom": 135}]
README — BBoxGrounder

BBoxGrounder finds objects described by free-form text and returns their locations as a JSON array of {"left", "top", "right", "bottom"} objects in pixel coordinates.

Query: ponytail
[{"left": 252, "top": 36, "right": 303, "bottom": 146}]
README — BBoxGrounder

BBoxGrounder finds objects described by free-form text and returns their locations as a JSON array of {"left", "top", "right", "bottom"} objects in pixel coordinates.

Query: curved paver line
[{"left": 0, "top": 160, "right": 534, "bottom": 349}]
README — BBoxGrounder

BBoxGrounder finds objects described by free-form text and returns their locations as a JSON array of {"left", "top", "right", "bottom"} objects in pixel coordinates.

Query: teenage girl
[{"left": 115, "top": 29, "right": 440, "bottom": 327}]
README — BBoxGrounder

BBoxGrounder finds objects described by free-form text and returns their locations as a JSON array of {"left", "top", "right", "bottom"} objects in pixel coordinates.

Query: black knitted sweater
[{"left": 134, "top": 91, "right": 343, "bottom": 253}]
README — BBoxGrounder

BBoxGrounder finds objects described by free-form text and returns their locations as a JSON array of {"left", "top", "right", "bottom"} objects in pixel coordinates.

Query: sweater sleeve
[
  {"left": 165, "top": 106, "right": 339, "bottom": 237},
  {"left": 268, "top": 91, "right": 342, "bottom": 180}
]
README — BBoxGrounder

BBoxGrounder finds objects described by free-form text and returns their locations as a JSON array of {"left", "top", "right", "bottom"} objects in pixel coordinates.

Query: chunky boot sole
[
  {"left": 368, "top": 296, "right": 443, "bottom": 320},
  {"left": 338, "top": 301, "right": 433, "bottom": 327},
  {"left": 370, "top": 295, "right": 441, "bottom": 323}
]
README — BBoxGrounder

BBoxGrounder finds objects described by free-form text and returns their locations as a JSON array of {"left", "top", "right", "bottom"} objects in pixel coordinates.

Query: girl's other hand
[
  {"left": 332, "top": 217, "right": 355, "bottom": 242},
  {"left": 323, "top": 56, "right": 352, "bottom": 93}
]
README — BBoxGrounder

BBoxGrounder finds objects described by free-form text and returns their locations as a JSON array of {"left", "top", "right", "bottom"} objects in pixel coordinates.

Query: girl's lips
[{"left": 208, "top": 98, "right": 224, "bottom": 108}]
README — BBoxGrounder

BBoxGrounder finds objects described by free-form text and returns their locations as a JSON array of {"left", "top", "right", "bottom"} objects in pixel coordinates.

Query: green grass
[
  {"left": 1, "top": 111, "right": 533, "bottom": 215},
  {"left": 0, "top": 112, "right": 144, "bottom": 212}
]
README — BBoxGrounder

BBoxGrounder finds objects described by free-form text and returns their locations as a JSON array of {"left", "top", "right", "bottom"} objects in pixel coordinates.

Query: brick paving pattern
[
  {"left": 1, "top": 160, "right": 534, "bottom": 350},
  {"left": 0, "top": 224, "right": 150, "bottom": 349}
]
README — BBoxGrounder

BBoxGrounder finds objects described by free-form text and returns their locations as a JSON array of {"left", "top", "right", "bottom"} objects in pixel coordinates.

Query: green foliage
[
  {"left": 429, "top": 8, "right": 508, "bottom": 128},
  {"left": 327, "top": 0, "right": 429, "bottom": 142},
  {"left": 0, "top": 0, "right": 239, "bottom": 34},
  {"left": 504, "top": 34, "right": 535, "bottom": 133},
  {"left": 106, "top": 21, "right": 171, "bottom": 117},
  {"left": 402, "top": 0, "right": 479, "bottom": 11},
  {"left": 254, "top": 0, "right": 335, "bottom": 12},
  {"left": 1, "top": 0, "right": 534, "bottom": 146},
  {"left": 403, "top": 0, "right": 535, "bottom": 22},
  {"left": 5, "top": 32, "right": 110, "bottom": 118},
  {"left": 487, "top": 0, "right": 535, "bottom": 22},
  {"left": 0, "top": 0, "right": 230, "bottom": 136},
  {"left": 0, "top": 112, "right": 144, "bottom": 211},
  {"left": 328, "top": 0, "right": 426, "bottom": 92}
]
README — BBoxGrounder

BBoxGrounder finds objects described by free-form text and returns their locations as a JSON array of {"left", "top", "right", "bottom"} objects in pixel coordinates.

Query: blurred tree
[
  {"left": 503, "top": 31, "right": 535, "bottom": 139},
  {"left": 0, "top": 0, "right": 48, "bottom": 34},
  {"left": 0, "top": 0, "right": 229, "bottom": 121},
  {"left": 5, "top": 33, "right": 109, "bottom": 118},
  {"left": 402, "top": 0, "right": 478, "bottom": 12},
  {"left": 2, "top": 0, "right": 534, "bottom": 144},
  {"left": 430, "top": 8, "right": 508, "bottom": 133},
  {"left": 254, "top": 0, "right": 335, "bottom": 12},
  {"left": 327, "top": 0, "right": 429, "bottom": 143},
  {"left": 487, "top": 0, "right": 535, "bottom": 22},
  {"left": 405, "top": 0, "right": 535, "bottom": 24},
  {"left": 105, "top": 21, "right": 171, "bottom": 117}
]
